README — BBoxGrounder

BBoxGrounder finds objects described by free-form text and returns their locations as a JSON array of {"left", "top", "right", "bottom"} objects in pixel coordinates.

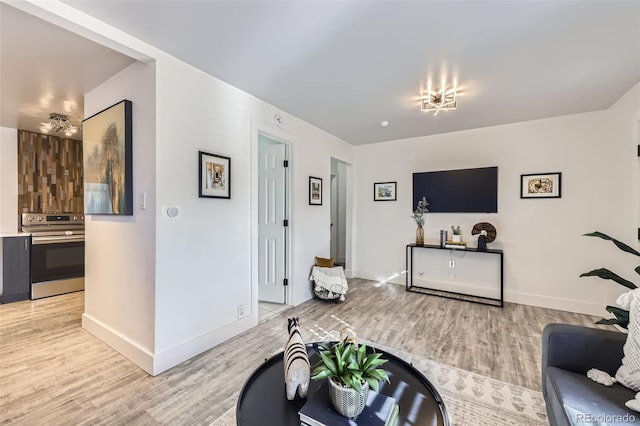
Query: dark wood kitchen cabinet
[{"left": 1, "top": 235, "right": 31, "bottom": 303}]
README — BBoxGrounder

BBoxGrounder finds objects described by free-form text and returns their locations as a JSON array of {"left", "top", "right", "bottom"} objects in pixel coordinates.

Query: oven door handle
[{"left": 32, "top": 238, "right": 85, "bottom": 245}]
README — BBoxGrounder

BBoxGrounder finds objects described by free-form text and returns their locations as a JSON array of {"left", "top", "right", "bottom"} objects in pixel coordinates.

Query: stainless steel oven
[{"left": 21, "top": 213, "right": 84, "bottom": 299}]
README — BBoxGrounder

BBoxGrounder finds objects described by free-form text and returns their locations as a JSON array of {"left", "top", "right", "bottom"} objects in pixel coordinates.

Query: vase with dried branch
[{"left": 411, "top": 197, "right": 429, "bottom": 245}]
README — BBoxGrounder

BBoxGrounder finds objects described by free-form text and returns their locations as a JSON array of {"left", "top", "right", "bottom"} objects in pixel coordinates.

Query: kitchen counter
[{"left": 1, "top": 233, "right": 31, "bottom": 238}]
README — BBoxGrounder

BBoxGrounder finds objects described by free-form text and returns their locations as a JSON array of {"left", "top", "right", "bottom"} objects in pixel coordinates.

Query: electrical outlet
[{"left": 238, "top": 304, "right": 247, "bottom": 319}]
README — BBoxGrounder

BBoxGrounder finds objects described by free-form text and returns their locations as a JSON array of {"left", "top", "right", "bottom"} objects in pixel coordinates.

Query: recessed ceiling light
[{"left": 380, "top": 120, "right": 389, "bottom": 127}]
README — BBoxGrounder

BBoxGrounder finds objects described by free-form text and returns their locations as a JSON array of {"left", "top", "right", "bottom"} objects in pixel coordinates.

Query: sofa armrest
[{"left": 542, "top": 323, "right": 626, "bottom": 380}]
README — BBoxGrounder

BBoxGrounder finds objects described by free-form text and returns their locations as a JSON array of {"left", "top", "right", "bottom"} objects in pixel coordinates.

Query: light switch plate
[{"left": 139, "top": 192, "right": 147, "bottom": 210}]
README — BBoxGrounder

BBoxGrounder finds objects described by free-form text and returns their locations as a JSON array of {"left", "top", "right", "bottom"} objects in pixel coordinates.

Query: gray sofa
[{"left": 542, "top": 323, "right": 638, "bottom": 425}]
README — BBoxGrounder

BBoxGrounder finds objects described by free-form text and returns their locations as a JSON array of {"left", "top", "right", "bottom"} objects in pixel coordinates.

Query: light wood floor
[{"left": 0, "top": 278, "right": 608, "bottom": 425}]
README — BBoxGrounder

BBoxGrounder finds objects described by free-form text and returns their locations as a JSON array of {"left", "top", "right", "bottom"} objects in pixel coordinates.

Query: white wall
[
  {"left": 152, "top": 55, "right": 353, "bottom": 371},
  {"left": 82, "top": 61, "right": 157, "bottom": 372},
  {"left": 23, "top": 1, "right": 353, "bottom": 374},
  {"left": 601, "top": 82, "right": 640, "bottom": 307},
  {"left": 0, "top": 126, "right": 19, "bottom": 295},
  {"left": 353, "top": 89, "right": 639, "bottom": 316}
]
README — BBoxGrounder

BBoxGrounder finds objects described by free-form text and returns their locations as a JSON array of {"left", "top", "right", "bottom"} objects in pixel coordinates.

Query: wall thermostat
[
  {"left": 167, "top": 206, "right": 179, "bottom": 218},
  {"left": 161, "top": 205, "right": 181, "bottom": 219}
]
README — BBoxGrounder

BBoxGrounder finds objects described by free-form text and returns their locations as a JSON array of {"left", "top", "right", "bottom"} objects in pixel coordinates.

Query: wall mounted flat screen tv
[{"left": 413, "top": 166, "right": 498, "bottom": 213}]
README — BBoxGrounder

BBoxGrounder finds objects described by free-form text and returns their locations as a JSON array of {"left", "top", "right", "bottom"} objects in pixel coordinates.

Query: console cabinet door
[{"left": 1, "top": 236, "right": 31, "bottom": 303}]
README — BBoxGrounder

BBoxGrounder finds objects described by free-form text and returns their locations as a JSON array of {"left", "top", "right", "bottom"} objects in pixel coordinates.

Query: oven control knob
[
  {"left": 73, "top": 216, "right": 77, "bottom": 221},
  {"left": 27, "top": 216, "right": 33, "bottom": 222},
  {"left": 37, "top": 216, "right": 43, "bottom": 222}
]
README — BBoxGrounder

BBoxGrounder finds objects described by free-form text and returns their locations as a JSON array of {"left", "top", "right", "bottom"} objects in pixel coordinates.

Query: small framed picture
[
  {"left": 520, "top": 172, "right": 561, "bottom": 199},
  {"left": 309, "top": 176, "right": 323, "bottom": 205},
  {"left": 374, "top": 182, "right": 397, "bottom": 201},
  {"left": 199, "top": 151, "right": 231, "bottom": 199}
]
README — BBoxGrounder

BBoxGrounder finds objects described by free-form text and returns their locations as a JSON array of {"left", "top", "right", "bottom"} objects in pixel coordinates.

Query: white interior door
[
  {"left": 258, "top": 137, "right": 286, "bottom": 303},
  {"left": 330, "top": 174, "right": 338, "bottom": 260}
]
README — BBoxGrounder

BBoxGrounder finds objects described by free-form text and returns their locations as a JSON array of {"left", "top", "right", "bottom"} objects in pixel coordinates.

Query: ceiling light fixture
[
  {"left": 420, "top": 87, "right": 457, "bottom": 116},
  {"left": 37, "top": 113, "right": 79, "bottom": 137}
]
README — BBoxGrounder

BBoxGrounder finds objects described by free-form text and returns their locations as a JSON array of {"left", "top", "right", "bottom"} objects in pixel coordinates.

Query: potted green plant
[
  {"left": 580, "top": 231, "right": 639, "bottom": 328},
  {"left": 311, "top": 332, "right": 390, "bottom": 418},
  {"left": 411, "top": 197, "right": 429, "bottom": 245},
  {"left": 451, "top": 225, "right": 462, "bottom": 243}
]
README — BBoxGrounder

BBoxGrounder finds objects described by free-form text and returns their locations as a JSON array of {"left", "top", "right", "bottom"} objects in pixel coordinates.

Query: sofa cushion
[{"left": 546, "top": 366, "right": 637, "bottom": 425}]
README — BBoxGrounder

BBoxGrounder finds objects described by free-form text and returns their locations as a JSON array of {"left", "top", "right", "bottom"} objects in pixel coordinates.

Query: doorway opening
[
  {"left": 257, "top": 134, "right": 290, "bottom": 314},
  {"left": 330, "top": 158, "right": 349, "bottom": 267}
]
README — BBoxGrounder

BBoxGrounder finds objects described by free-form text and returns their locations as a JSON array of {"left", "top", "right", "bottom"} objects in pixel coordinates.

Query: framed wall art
[
  {"left": 199, "top": 151, "right": 231, "bottom": 199},
  {"left": 520, "top": 172, "right": 562, "bottom": 199},
  {"left": 374, "top": 182, "right": 397, "bottom": 201},
  {"left": 309, "top": 176, "right": 323, "bottom": 205},
  {"left": 83, "top": 99, "right": 133, "bottom": 215}
]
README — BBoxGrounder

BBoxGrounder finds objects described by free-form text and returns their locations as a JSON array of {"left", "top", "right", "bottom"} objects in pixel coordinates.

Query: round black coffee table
[{"left": 237, "top": 342, "right": 449, "bottom": 425}]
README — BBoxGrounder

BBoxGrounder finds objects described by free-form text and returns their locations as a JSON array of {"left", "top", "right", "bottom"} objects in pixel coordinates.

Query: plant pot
[
  {"left": 452, "top": 234, "right": 461, "bottom": 243},
  {"left": 416, "top": 225, "right": 424, "bottom": 245},
  {"left": 328, "top": 377, "right": 369, "bottom": 418}
]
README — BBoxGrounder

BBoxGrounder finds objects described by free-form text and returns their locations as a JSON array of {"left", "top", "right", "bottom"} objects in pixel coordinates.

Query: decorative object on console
[
  {"left": 439, "top": 230, "right": 448, "bottom": 247},
  {"left": 199, "top": 150, "right": 231, "bottom": 199},
  {"left": 450, "top": 225, "right": 462, "bottom": 243},
  {"left": 411, "top": 197, "right": 429, "bottom": 245},
  {"left": 309, "top": 176, "right": 323, "bottom": 205},
  {"left": 374, "top": 182, "right": 397, "bottom": 201},
  {"left": 37, "top": 112, "right": 79, "bottom": 137},
  {"left": 311, "top": 327, "right": 390, "bottom": 418},
  {"left": 83, "top": 99, "right": 133, "bottom": 215},
  {"left": 471, "top": 222, "right": 497, "bottom": 251},
  {"left": 444, "top": 241, "right": 466, "bottom": 250},
  {"left": 284, "top": 317, "right": 310, "bottom": 401},
  {"left": 520, "top": 172, "right": 561, "bottom": 199},
  {"left": 580, "top": 231, "right": 639, "bottom": 328}
]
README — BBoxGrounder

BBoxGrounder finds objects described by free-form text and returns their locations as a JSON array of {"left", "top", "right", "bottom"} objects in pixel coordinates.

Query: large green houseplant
[
  {"left": 311, "top": 333, "right": 390, "bottom": 418},
  {"left": 580, "top": 231, "right": 639, "bottom": 328}
]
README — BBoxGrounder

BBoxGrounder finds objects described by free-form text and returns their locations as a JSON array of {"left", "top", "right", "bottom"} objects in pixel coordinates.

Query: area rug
[{"left": 211, "top": 319, "right": 547, "bottom": 426}]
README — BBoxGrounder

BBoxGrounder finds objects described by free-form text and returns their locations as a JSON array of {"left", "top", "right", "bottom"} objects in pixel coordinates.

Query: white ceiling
[
  {"left": 0, "top": 3, "right": 135, "bottom": 139},
  {"left": 3, "top": 1, "right": 640, "bottom": 145}
]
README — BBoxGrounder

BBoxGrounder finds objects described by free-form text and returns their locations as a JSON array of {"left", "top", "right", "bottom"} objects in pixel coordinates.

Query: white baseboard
[
  {"left": 82, "top": 313, "right": 155, "bottom": 374},
  {"left": 352, "top": 271, "right": 606, "bottom": 317},
  {"left": 83, "top": 313, "right": 259, "bottom": 376},
  {"left": 152, "top": 314, "right": 258, "bottom": 375},
  {"left": 352, "top": 270, "right": 406, "bottom": 286},
  {"left": 411, "top": 277, "right": 499, "bottom": 300},
  {"left": 503, "top": 291, "right": 605, "bottom": 317}
]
